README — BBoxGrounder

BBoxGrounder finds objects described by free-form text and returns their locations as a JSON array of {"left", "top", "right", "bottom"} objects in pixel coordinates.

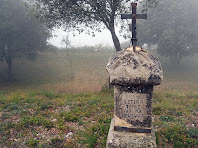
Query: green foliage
[
  {"left": 29, "top": 0, "right": 160, "bottom": 52},
  {"left": 0, "top": 0, "right": 50, "bottom": 80},
  {"left": 82, "top": 121, "right": 110, "bottom": 148},
  {"left": 40, "top": 102, "right": 51, "bottom": 110},
  {"left": 0, "top": 121, "right": 15, "bottom": 131},
  {"left": 0, "top": 90, "right": 9, "bottom": 96},
  {"left": 18, "top": 115, "right": 54, "bottom": 129},
  {"left": 153, "top": 106, "right": 162, "bottom": 115},
  {"left": 5, "top": 104, "right": 19, "bottom": 111},
  {"left": 0, "top": 112, "right": 10, "bottom": 120},
  {"left": 84, "top": 126, "right": 97, "bottom": 148},
  {"left": 24, "top": 97, "right": 37, "bottom": 104},
  {"left": 27, "top": 138, "right": 39, "bottom": 147},
  {"left": 49, "top": 137, "right": 64, "bottom": 148},
  {"left": 0, "top": 88, "right": 197, "bottom": 147},
  {"left": 0, "top": 96, "right": 6, "bottom": 107},
  {"left": 140, "top": 0, "right": 198, "bottom": 64},
  {"left": 60, "top": 111, "right": 79, "bottom": 122},
  {"left": 39, "top": 90, "right": 58, "bottom": 99},
  {"left": 188, "top": 128, "right": 198, "bottom": 138},
  {"left": 28, "top": 90, "right": 58, "bottom": 99},
  {"left": 30, "top": 0, "right": 132, "bottom": 52},
  {"left": 100, "top": 87, "right": 114, "bottom": 97},
  {"left": 156, "top": 124, "right": 198, "bottom": 147},
  {"left": 159, "top": 116, "right": 175, "bottom": 122}
]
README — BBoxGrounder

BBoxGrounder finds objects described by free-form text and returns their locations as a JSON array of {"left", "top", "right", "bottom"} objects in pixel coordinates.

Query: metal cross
[{"left": 121, "top": 3, "right": 147, "bottom": 52}]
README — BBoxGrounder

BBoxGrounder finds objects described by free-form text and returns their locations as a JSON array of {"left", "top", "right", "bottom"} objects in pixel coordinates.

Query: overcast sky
[{"left": 48, "top": 28, "right": 127, "bottom": 48}]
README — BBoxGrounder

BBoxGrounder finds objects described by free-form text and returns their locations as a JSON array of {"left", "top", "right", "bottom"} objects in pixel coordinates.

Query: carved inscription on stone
[{"left": 122, "top": 92, "right": 147, "bottom": 121}]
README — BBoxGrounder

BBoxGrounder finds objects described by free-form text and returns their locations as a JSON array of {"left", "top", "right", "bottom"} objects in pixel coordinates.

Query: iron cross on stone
[{"left": 121, "top": 3, "right": 147, "bottom": 52}]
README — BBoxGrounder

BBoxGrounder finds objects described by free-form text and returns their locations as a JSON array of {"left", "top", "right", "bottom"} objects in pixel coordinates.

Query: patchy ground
[
  {"left": 0, "top": 89, "right": 113, "bottom": 147},
  {"left": 0, "top": 89, "right": 197, "bottom": 148}
]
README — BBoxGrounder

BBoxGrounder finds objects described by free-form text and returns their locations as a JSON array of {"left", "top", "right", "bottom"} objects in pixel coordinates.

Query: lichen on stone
[{"left": 106, "top": 49, "right": 163, "bottom": 86}]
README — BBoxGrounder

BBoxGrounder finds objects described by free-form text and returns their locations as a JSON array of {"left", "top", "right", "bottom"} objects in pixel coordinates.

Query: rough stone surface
[
  {"left": 114, "top": 85, "right": 153, "bottom": 128},
  {"left": 106, "top": 119, "right": 156, "bottom": 148},
  {"left": 106, "top": 48, "right": 162, "bottom": 147},
  {"left": 106, "top": 49, "right": 163, "bottom": 86}
]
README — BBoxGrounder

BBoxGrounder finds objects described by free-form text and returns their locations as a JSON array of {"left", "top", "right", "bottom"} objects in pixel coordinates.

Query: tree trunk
[
  {"left": 170, "top": 55, "right": 174, "bottom": 64},
  {"left": 109, "top": 26, "right": 121, "bottom": 52},
  {"left": 6, "top": 56, "right": 12, "bottom": 81},
  {"left": 70, "top": 57, "right": 74, "bottom": 78},
  {"left": 107, "top": 24, "right": 121, "bottom": 88},
  {"left": 177, "top": 55, "right": 182, "bottom": 65},
  {"left": 170, "top": 54, "right": 182, "bottom": 65}
]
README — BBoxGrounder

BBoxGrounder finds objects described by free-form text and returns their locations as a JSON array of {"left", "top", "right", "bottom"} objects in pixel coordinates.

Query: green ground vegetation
[
  {"left": 0, "top": 88, "right": 197, "bottom": 147},
  {"left": 0, "top": 49, "right": 198, "bottom": 147},
  {"left": 0, "top": 88, "right": 114, "bottom": 147}
]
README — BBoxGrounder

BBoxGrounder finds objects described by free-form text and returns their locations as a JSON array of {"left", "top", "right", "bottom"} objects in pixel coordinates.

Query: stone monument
[{"left": 106, "top": 47, "right": 163, "bottom": 148}]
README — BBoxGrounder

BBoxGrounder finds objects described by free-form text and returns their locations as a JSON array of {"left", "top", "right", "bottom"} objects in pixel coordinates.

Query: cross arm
[{"left": 121, "top": 14, "right": 147, "bottom": 20}]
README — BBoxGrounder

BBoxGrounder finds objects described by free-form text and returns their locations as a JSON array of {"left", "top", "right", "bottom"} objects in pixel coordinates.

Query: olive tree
[
  {"left": 139, "top": 0, "right": 198, "bottom": 64},
  {"left": 0, "top": 0, "right": 50, "bottom": 80},
  {"left": 28, "top": 0, "right": 157, "bottom": 52}
]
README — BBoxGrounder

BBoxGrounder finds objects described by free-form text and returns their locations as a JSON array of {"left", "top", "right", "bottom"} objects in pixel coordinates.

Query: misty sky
[{"left": 48, "top": 28, "right": 127, "bottom": 48}]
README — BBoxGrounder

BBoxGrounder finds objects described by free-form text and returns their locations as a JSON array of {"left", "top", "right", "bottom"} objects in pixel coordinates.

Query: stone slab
[
  {"left": 106, "top": 49, "right": 163, "bottom": 86},
  {"left": 114, "top": 126, "right": 151, "bottom": 133},
  {"left": 114, "top": 116, "right": 151, "bottom": 133},
  {"left": 114, "top": 85, "right": 153, "bottom": 128},
  {"left": 106, "top": 118, "right": 156, "bottom": 148}
]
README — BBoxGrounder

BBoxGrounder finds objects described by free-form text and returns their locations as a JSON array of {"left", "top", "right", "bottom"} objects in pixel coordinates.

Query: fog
[
  {"left": 1, "top": 1, "right": 198, "bottom": 147},
  {"left": 48, "top": 27, "right": 127, "bottom": 48},
  {"left": 0, "top": 0, "right": 198, "bottom": 92}
]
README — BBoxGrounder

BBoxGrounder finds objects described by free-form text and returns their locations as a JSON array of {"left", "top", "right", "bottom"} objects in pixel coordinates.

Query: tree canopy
[
  {"left": 29, "top": 0, "right": 198, "bottom": 65},
  {"left": 0, "top": 0, "right": 50, "bottom": 80},
  {"left": 139, "top": 0, "right": 198, "bottom": 64},
  {"left": 29, "top": 0, "right": 154, "bottom": 52}
]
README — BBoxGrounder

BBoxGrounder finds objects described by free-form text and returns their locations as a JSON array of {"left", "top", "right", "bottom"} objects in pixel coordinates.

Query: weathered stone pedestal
[
  {"left": 107, "top": 119, "right": 156, "bottom": 148},
  {"left": 106, "top": 47, "right": 163, "bottom": 148}
]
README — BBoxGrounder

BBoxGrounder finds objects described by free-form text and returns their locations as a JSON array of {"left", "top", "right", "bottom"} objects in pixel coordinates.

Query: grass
[
  {"left": 1, "top": 50, "right": 198, "bottom": 93},
  {"left": 0, "top": 50, "right": 198, "bottom": 147},
  {"left": 152, "top": 91, "right": 198, "bottom": 148},
  {"left": 0, "top": 89, "right": 114, "bottom": 147},
  {"left": 0, "top": 50, "right": 112, "bottom": 93},
  {"left": 0, "top": 88, "right": 197, "bottom": 147}
]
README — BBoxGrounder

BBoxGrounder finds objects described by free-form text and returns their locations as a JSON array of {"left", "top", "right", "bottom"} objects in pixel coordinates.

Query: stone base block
[{"left": 106, "top": 118, "right": 156, "bottom": 148}]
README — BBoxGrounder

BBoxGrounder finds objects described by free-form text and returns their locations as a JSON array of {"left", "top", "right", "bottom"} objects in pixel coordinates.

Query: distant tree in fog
[
  {"left": 139, "top": 0, "right": 198, "bottom": 64},
  {"left": 61, "top": 36, "right": 75, "bottom": 79},
  {"left": 61, "top": 36, "right": 71, "bottom": 49},
  {"left": 0, "top": 0, "right": 50, "bottom": 81}
]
